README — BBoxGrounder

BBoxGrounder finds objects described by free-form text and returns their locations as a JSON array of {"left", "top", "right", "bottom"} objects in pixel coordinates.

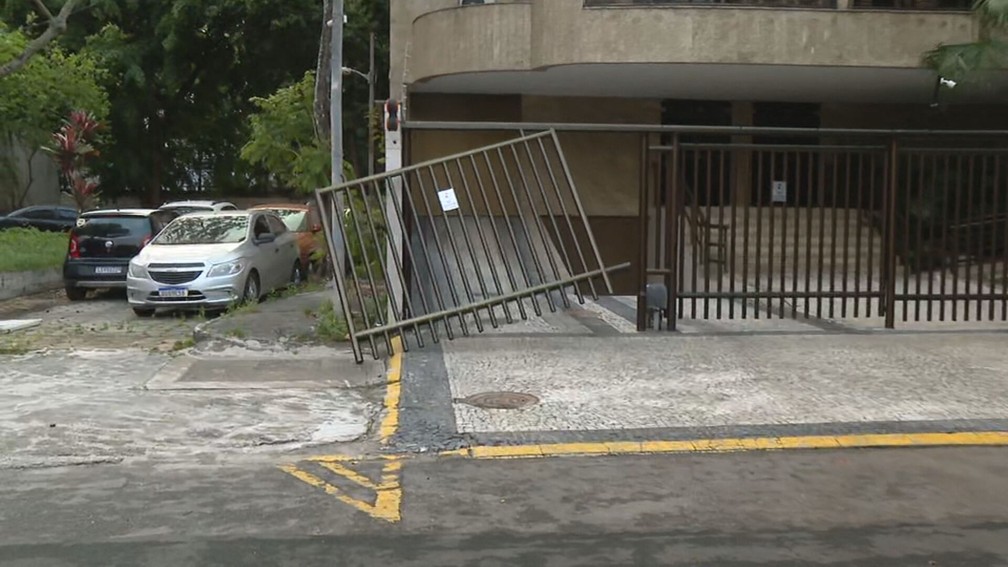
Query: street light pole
[
  {"left": 367, "top": 31, "right": 375, "bottom": 177},
  {"left": 340, "top": 33, "right": 376, "bottom": 177}
]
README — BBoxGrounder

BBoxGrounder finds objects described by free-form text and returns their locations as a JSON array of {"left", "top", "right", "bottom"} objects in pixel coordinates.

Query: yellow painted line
[
  {"left": 317, "top": 461, "right": 394, "bottom": 491},
  {"left": 279, "top": 456, "right": 403, "bottom": 523},
  {"left": 443, "top": 431, "right": 1008, "bottom": 460},
  {"left": 378, "top": 336, "right": 403, "bottom": 445}
]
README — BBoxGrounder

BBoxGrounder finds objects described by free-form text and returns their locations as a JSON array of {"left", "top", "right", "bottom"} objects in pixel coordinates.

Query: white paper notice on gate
[{"left": 438, "top": 188, "right": 460, "bottom": 212}]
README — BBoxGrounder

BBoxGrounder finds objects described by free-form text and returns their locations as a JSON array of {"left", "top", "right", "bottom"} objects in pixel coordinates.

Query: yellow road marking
[
  {"left": 378, "top": 336, "right": 403, "bottom": 444},
  {"left": 280, "top": 456, "right": 403, "bottom": 523},
  {"left": 446, "top": 431, "right": 1008, "bottom": 460},
  {"left": 281, "top": 336, "right": 406, "bottom": 522}
]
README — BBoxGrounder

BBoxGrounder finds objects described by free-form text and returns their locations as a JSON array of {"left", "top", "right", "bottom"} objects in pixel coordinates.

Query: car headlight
[
  {"left": 207, "top": 260, "right": 244, "bottom": 278},
  {"left": 128, "top": 262, "right": 148, "bottom": 278}
]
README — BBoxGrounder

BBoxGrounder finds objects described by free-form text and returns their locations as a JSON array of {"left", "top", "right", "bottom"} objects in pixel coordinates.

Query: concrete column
[{"left": 731, "top": 101, "right": 754, "bottom": 206}]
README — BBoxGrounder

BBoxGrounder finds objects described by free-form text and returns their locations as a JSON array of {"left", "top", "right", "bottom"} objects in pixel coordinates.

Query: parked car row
[
  {"left": 0, "top": 205, "right": 79, "bottom": 232},
  {"left": 61, "top": 200, "right": 328, "bottom": 316}
]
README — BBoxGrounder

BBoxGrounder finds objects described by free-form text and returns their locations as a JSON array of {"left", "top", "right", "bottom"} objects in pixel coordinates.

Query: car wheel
[
  {"left": 132, "top": 307, "right": 156, "bottom": 318},
  {"left": 242, "top": 270, "right": 261, "bottom": 303},
  {"left": 65, "top": 286, "right": 87, "bottom": 301},
  {"left": 290, "top": 261, "right": 303, "bottom": 287}
]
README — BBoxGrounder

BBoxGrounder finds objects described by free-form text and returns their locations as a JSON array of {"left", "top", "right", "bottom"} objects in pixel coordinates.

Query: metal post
[
  {"left": 385, "top": 105, "right": 404, "bottom": 328},
  {"left": 637, "top": 133, "right": 649, "bottom": 332},
  {"left": 884, "top": 137, "right": 898, "bottom": 329},
  {"left": 666, "top": 134, "right": 680, "bottom": 331},
  {"left": 329, "top": 0, "right": 346, "bottom": 278}
]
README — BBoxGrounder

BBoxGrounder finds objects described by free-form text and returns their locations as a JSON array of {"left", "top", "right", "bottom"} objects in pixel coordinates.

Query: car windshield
[
  {"left": 153, "top": 216, "right": 248, "bottom": 245},
  {"left": 263, "top": 209, "right": 308, "bottom": 232},
  {"left": 76, "top": 216, "right": 150, "bottom": 238}
]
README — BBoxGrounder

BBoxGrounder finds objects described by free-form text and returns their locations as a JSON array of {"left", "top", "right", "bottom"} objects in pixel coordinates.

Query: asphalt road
[
  {"left": 4, "top": 290, "right": 1008, "bottom": 566},
  {"left": 2, "top": 448, "right": 1008, "bottom": 566}
]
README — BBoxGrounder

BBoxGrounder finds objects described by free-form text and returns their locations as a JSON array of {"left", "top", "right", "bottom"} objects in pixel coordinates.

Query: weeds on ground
[
  {"left": 0, "top": 228, "right": 67, "bottom": 273},
  {"left": 227, "top": 328, "right": 247, "bottom": 339},
  {"left": 313, "top": 299, "right": 349, "bottom": 343},
  {"left": 225, "top": 299, "right": 260, "bottom": 316},
  {"left": 0, "top": 339, "right": 30, "bottom": 355},
  {"left": 171, "top": 337, "right": 196, "bottom": 351}
]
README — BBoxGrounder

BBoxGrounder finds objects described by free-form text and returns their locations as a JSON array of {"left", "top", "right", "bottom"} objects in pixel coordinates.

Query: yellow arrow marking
[{"left": 280, "top": 455, "right": 403, "bottom": 523}]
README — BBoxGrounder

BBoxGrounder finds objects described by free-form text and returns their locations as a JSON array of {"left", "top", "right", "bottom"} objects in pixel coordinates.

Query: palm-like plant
[
  {"left": 45, "top": 110, "right": 103, "bottom": 212},
  {"left": 924, "top": 0, "right": 1008, "bottom": 83}
]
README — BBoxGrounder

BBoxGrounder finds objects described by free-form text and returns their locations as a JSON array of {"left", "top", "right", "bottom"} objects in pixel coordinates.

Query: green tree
[
  {"left": 56, "top": 0, "right": 323, "bottom": 204},
  {"left": 924, "top": 0, "right": 1008, "bottom": 85},
  {"left": 0, "top": 21, "right": 107, "bottom": 208},
  {"left": 0, "top": 0, "right": 80, "bottom": 78},
  {"left": 241, "top": 71, "right": 337, "bottom": 194}
]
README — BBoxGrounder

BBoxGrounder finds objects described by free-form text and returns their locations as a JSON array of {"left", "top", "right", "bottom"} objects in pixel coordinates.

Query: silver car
[{"left": 126, "top": 211, "right": 302, "bottom": 316}]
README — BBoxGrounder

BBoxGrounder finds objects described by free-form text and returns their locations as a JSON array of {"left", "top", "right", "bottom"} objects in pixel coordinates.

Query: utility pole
[
  {"left": 329, "top": 0, "right": 346, "bottom": 278},
  {"left": 368, "top": 31, "right": 375, "bottom": 177}
]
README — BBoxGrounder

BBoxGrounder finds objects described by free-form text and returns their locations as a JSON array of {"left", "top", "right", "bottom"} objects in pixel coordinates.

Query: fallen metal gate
[{"left": 316, "top": 130, "right": 628, "bottom": 362}]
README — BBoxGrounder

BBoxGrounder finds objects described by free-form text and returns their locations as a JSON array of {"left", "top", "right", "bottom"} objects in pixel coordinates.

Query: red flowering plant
[{"left": 46, "top": 110, "right": 103, "bottom": 212}]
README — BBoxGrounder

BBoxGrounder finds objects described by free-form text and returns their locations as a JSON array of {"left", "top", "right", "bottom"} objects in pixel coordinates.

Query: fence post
[
  {"left": 883, "top": 137, "right": 898, "bottom": 329},
  {"left": 637, "top": 133, "right": 649, "bottom": 331},
  {"left": 666, "top": 133, "right": 680, "bottom": 331}
]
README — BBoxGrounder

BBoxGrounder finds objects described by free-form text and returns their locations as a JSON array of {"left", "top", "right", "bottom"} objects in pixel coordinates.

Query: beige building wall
[{"left": 396, "top": 0, "right": 977, "bottom": 84}]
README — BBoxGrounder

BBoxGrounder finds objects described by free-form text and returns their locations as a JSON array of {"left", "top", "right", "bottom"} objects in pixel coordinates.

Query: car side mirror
[{"left": 255, "top": 233, "right": 276, "bottom": 244}]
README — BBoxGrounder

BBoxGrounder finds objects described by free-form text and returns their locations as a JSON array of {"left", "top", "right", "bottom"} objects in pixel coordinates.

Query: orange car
[{"left": 249, "top": 202, "right": 328, "bottom": 275}]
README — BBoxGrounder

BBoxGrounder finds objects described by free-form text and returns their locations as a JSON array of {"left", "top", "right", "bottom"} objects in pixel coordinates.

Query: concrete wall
[
  {"left": 0, "top": 140, "right": 63, "bottom": 214},
  {"left": 398, "top": 0, "right": 977, "bottom": 83},
  {"left": 0, "top": 268, "right": 62, "bottom": 300},
  {"left": 389, "top": 0, "right": 457, "bottom": 101}
]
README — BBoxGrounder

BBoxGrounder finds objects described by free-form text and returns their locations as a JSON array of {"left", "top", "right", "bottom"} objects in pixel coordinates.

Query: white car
[
  {"left": 158, "top": 200, "right": 239, "bottom": 216},
  {"left": 126, "top": 211, "right": 302, "bottom": 316}
]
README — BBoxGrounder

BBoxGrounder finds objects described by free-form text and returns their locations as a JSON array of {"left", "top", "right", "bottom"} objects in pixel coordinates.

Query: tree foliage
[
  {"left": 242, "top": 71, "right": 334, "bottom": 195},
  {"left": 0, "top": 0, "right": 80, "bottom": 78},
  {"left": 0, "top": 21, "right": 107, "bottom": 144},
  {"left": 924, "top": 0, "right": 1008, "bottom": 85},
  {"left": 0, "top": 19, "right": 106, "bottom": 209},
  {"left": 1, "top": 0, "right": 388, "bottom": 206},
  {"left": 48, "top": 0, "right": 324, "bottom": 204}
]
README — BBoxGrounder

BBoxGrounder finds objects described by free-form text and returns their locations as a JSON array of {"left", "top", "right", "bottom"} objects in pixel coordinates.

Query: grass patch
[
  {"left": 227, "top": 328, "right": 247, "bottom": 339},
  {"left": 0, "top": 228, "right": 67, "bottom": 273},
  {"left": 314, "top": 299, "right": 349, "bottom": 343},
  {"left": 171, "top": 337, "right": 196, "bottom": 351},
  {"left": 0, "top": 338, "right": 31, "bottom": 355}
]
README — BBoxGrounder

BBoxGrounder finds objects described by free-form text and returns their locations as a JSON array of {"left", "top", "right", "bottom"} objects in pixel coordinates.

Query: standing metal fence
[{"left": 645, "top": 134, "right": 1008, "bottom": 330}]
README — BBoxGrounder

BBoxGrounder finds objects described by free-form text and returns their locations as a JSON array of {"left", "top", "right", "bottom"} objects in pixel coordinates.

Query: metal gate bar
[
  {"left": 316, "top": 130, "right": 627, "bottom": 363},
  {"left": 644, "top": 137, "right": 1008, "bottom": 330}
]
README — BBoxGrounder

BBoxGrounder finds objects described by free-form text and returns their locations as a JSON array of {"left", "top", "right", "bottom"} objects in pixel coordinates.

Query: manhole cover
[{"left": 460, "top": 391, "right": 539, "bottom": 410}]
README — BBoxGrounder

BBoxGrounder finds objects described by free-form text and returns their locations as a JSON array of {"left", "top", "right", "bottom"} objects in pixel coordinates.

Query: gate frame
[
  {"left": 317, "top": 127, "right": 629, "bottom": 362},
  {"left": 402, "top": 119, "right": 1008, "bottom": 334}
]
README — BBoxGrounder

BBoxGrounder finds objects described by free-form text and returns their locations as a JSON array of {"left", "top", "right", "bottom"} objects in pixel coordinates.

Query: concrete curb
[
  {"left": 190, "top": 289, "right": 336, "bottom": 351},
  {"left": 0, "top": 268, "right": 62, "bottom": 301}
]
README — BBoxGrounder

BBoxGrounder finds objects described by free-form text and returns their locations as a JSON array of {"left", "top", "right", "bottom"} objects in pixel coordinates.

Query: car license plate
[
  {"left": 94, "top": 266, "right": 122, "bottom": 275},
  {"left": 158, "top": 287, "right": 188, "bottom": 298}
]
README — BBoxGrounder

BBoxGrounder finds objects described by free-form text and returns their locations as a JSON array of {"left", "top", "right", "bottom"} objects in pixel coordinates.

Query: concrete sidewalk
[{"left": 392, "top": 294, "right": 1008, "bottom": 451}]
